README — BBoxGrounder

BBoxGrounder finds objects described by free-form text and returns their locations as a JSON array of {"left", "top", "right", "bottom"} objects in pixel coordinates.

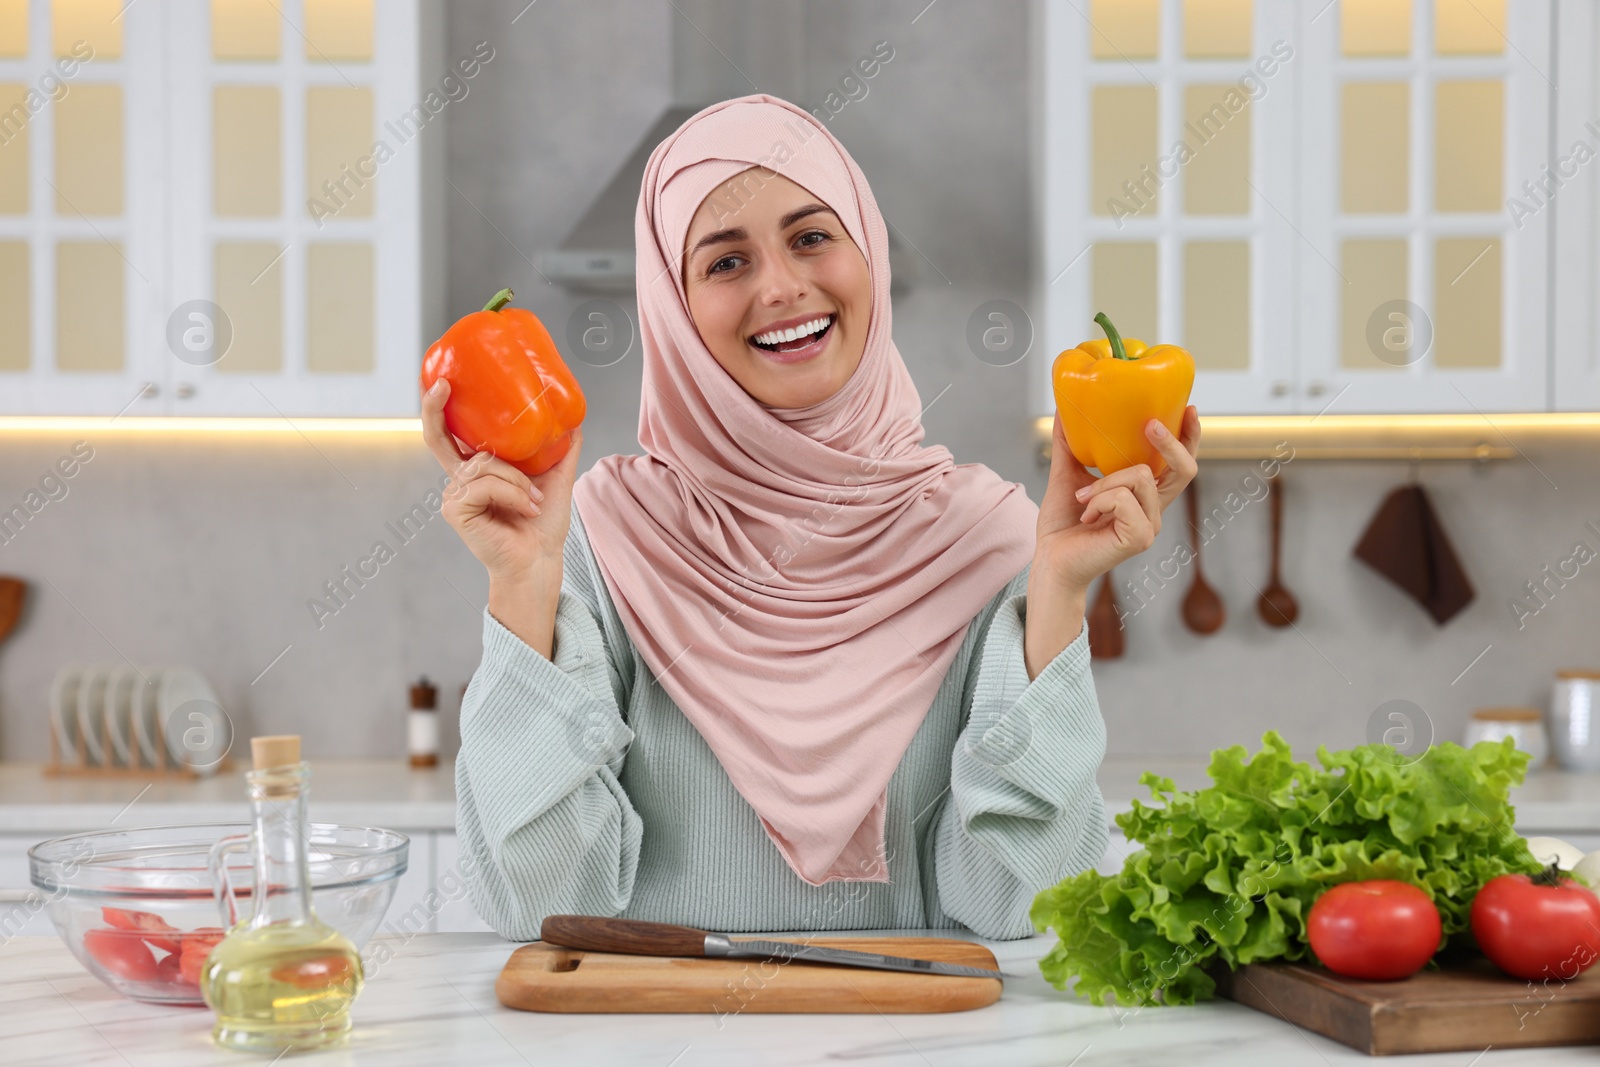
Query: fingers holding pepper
[
  {"left": 1073, "top": 484, "right": 1157, "bottom": 554},
  {"left": 1075, "top": 463, "right": 1161, "bottom": 534},
  {"left": 1144, "top": 404, "right": 1201, "bottom": 510}
]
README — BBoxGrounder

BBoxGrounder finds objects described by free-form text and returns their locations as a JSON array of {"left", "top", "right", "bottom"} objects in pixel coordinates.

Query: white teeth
[{"left": 753, "top": 315, "right": 831, "bottom": 347}]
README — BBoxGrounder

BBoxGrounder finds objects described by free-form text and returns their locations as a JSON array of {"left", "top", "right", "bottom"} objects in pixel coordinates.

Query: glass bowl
[{"left": 30, "top": 822, "right": 408, "bottom": 1005}]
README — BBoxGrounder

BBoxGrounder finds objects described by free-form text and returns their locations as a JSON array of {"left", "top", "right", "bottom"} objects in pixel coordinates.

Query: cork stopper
[
  {"left": 252, "top": 735, "right": 301, "bottom": 771},
  {"left": 410, "top": 677, "right": 437, "bottom": 710}
]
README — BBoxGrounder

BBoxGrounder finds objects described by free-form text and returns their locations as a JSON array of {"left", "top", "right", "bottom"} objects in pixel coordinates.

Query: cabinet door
[
  {"left": 1037, "top": 0, "right": 1299, "bottom": 417},
  {"left": 0, "top": 834, "right": 54, "bottom": 937},
  {"left": 164, "top": 0, "right": 423, "bottom": 416},
  {"left": 0, "top": 0, "right": 170, "bottom": 416},
  {"left": 433, "top": 830, "right": 493, "bottom": 933},
  {"left": 382, "top": 828, "right": 435, "bottom": 937},
  {"left": 1552, "top": 0, "right": 1600, "bottom": 411},
  {"left": 1293, "top": 0, "right": 1552, "bottom": 414}
]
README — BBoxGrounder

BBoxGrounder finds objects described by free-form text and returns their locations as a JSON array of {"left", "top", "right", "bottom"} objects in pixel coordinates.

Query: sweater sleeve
[
  {"left": 930, "top": 577, "right": 1110, "bottom": 940},
  {"left": 454, "top": 518, "right": 644, "bottom": 941}
]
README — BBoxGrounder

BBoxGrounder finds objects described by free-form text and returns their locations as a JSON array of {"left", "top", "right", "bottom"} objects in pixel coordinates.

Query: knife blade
[{"left": 539, "top": 915, "right": 1018, "bottom": 981}]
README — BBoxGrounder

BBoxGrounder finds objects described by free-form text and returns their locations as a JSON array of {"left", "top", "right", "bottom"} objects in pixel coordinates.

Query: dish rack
[{"left": 45, "top": 663, "right": 233, "bottom": 779}]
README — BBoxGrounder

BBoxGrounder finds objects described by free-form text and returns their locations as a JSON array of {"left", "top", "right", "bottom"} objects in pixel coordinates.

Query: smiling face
[{"left": 681, "top": 170, "right": 871, "bottom": 409}]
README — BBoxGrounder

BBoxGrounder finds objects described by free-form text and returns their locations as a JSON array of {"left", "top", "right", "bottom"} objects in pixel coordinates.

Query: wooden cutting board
[
  {"left": 1215, "top": 957, "right": 1600, "bottom": 1055},
  {"left": 495, "top": 936, "right": 1003, "bottom": 1014}
]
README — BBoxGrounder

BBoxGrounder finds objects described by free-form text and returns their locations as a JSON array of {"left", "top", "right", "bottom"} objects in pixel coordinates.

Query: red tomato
[
  {"left": 155, "top": 951, "right": 183, "bottom": 985},
  {"left": 1472, "top": 867, "right": 1600, "bottom": 981},
  {"left": 84, "top": 928, "right": 160, "bottom": 982},
  {"left": 101, "top": 907, "right": 181, "bottom": 954},
  {"left": 178, "top": 929, "right": 226, "bottom": 987},
  {"left": 1307, "top": 880, "right": 1442, "bottom": 980}
]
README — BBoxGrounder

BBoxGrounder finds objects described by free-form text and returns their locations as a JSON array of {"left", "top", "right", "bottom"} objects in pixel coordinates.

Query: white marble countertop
[
  {"left": 3, "top": 756, "right": 1597, "bottom": 836},
  {"left": 3, "top": 929, "right": 1593, "bottom": 1065},
  {"left": 0, "top": 760, "right": 459, "bottom": 833}
]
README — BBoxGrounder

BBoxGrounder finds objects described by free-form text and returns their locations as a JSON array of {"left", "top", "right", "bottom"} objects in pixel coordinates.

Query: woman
[{"left": 423, "top": 94, "right": 1200, "bottom": 941}]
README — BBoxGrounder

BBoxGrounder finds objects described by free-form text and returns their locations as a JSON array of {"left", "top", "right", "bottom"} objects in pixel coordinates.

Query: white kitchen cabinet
[
  {"left": 1551, "top": 0, "right": 1600, "bottom": 412},
  {"left": 1035, "top": 0, "right": 1300, "bottom": 417},
  {"left": 1291, "top": 0, "right": 1551, "bottom": 415},
  {"left": 0, "top": 834, "right": 53, "bottom": 937},
  {"left": 0, "top": 0, "right": 443, "bottom": 417},
  {"left": 1036, "top": 0, "right": 1558, "bottom": 416},
  {"left": 384, "top": 826, "right": 436, "bottom": 936},
  {"left": 381, "top": 830, "right": 494, "bottom": 935},
  {"left": 433, "top": 827, "right": 495, "bottom": 933}
]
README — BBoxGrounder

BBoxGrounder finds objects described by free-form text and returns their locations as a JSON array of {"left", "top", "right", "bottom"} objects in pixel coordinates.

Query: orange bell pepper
[
  {"left": 419, "top": 288, "right": 586, "bottom": 477},
  {"left": 1052, "top": 312, "right": 1194, "bottom": 477}
]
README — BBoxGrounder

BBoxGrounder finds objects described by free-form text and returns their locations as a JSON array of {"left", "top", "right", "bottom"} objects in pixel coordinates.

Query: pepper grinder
[{"left": 408, "top": 677, "right": 438, "bottom": 768}]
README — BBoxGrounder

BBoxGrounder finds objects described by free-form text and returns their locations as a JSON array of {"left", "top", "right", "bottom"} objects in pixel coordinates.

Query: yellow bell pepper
[{"left": 1052, "top": 312, "right": 1195, "bottom": 477}]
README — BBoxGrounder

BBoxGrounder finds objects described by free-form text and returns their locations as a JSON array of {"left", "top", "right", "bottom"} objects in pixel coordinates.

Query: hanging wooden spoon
[
  {"left": 1181, "top": 482, "right": 1225, "bottom": 635},
  {"left": 1087, "top": 568, "right": 1124, "bottom": 659},
  {"left": 1257, "top": 475, "right": 1299, "bottom": 627},
  {"left": 0, "top": 577, "right": 24, "bottom": 646}
]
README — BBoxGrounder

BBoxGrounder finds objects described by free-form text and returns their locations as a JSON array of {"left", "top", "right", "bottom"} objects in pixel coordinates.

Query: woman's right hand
[{"left": 421, "top": 378, "right": 583, "bottom": 592}]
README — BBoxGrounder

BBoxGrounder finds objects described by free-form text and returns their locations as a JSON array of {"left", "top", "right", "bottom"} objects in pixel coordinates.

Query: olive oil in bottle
[{"left": 201, "top": 736, "right": 364, "bottom": 1053}]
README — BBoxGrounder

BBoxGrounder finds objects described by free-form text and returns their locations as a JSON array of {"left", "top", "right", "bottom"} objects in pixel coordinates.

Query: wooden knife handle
[{"left": 539, "top": 914, "right": 710, "bottom": 957}]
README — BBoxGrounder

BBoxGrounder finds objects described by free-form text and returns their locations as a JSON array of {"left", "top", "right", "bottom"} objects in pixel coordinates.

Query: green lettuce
[{"left": 1029, "top": 731, "right": 1542, "bottom": 1005}]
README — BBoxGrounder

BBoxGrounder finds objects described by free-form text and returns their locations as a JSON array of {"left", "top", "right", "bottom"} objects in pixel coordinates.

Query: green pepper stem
[
  {"left": 1094, "top": 311, "right": 1132, "bottom": 361},
  {"left": 483, "top": 288, "right": 515, "bottom": 313}
]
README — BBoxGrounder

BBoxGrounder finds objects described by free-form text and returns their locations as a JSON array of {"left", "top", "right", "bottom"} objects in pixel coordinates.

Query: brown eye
[
  {"left": 708, "top": 255, "right": 741, "bottom": 275},
  {"left": 796, "top": 230, "right": 828, "bottom": 248}
]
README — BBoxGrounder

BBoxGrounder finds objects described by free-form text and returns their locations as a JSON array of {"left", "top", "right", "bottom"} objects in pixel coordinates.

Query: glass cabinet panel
[
  {"left": 211, "top": 0, "right": 280, "bottom": 60},
  {"left": 55, "top": 241, "right": 122, "bottom": 371},
  {"left": 54, "top": 82, "right": 121, "bottom": 216},
  {"left": 1089, "top": 0, "right": 1159, "bottom": 59}
]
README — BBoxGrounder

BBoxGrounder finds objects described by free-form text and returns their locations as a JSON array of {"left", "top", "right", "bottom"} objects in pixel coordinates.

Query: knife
[{"left": 539, "top": 915, "right": 1018, "bottom": 981}]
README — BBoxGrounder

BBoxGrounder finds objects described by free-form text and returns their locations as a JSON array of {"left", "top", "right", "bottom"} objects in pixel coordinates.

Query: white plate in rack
[
  {"left": 160, "top": 667, "right": 228, "bottom": 776},
  {"left": 75, "top": 666, "right": 110, "bottom": 767},
  {"left": 103, "top": 664, "right": 139, "bottom": 766},
  {"left": 132, "top": 667, "right": 165, "bottom": 766},
  {"left": 49, "top": 665, "right": 84, "bottom": 759}
]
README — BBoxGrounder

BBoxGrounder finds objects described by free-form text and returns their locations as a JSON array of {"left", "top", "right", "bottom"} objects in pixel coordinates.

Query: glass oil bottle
[{"left": 202, "top": 735, "right": 364, "bottom": 1052}]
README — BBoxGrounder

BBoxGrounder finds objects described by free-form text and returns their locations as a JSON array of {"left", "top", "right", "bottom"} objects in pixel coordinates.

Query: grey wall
[{"left": 0, "top": 1, "right": 1596, "bottom": 767}]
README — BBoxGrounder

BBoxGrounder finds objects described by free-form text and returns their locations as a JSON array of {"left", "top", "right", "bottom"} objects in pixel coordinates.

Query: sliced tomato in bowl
[
  {"left": 100, "top": 906, "right": 182, "bottom": 954},
  {"left": 178, "top": 928, "right": 226, "bottom": 986},
  {"left": 83, "top": 928, "right": 161, "bottom": 983}
]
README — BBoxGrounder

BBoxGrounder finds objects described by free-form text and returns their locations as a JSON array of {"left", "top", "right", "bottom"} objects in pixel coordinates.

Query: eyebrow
[{"left": 687, "top": 203, "right": 836, "bottom": 259}]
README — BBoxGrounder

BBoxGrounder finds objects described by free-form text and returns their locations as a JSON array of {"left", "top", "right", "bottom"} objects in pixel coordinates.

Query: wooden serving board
[
  {"left": 495, "top": 936, "right": 1003, "bottom": 1014},
  {"left": 1215, "top": 957, "right": 1600, "bottom": 1056}
]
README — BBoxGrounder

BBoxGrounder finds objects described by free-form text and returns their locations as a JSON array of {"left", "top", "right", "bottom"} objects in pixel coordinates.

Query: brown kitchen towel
[{"left": 1352, "top": 484, "right": 1475, "bottom": 625}]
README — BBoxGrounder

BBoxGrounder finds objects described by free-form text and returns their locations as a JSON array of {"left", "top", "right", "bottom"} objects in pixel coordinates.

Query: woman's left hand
[{"left": 1034, "top": 406, "right": 1202, "bottom": 597}]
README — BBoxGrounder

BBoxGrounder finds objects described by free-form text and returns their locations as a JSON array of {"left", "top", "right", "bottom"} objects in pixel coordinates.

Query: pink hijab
[{"left": 571, "top": 94, "right": 1039, "bottom": 886}]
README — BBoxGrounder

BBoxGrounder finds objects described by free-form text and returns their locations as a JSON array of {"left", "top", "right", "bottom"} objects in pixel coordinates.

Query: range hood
[
  {"left": 537, "top": 106, "right": 700, "bottom": 291},
  {"left": 539, "top": 0, "right": 913, "bottom": 295}
]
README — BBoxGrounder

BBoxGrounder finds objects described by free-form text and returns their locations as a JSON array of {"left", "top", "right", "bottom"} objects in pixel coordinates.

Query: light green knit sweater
[{"left": 455, "top": 506, "right": 1109, "bottom": 941}]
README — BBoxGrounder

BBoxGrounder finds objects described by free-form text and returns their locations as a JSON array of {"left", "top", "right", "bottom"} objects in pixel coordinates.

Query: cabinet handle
[
  {"left": 1271, "top": 380, "right": 1290, "bottom": 397},
  {"left": 140, "top": 381, "right": 159, "bottom": 398},
  {"left": 1307, "top": 381, "right": 1327, "bottom": 397},
  {"left": 176, "top": 383, "right": 197, "bottom": 399}
]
